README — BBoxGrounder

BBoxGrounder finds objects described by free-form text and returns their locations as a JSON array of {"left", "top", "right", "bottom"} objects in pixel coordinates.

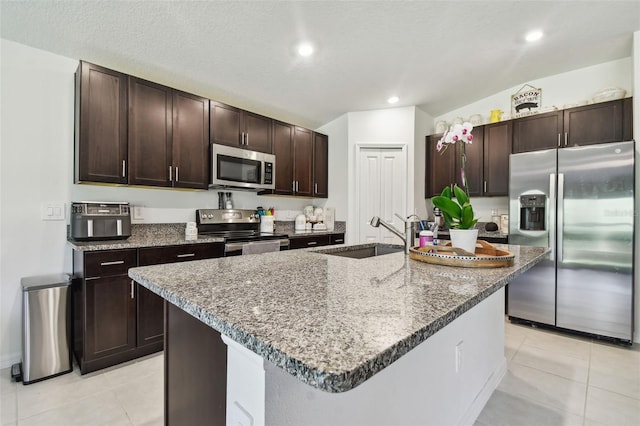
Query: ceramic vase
[{"left": 449, "top": 228, "right": 478, "bottom": 254}]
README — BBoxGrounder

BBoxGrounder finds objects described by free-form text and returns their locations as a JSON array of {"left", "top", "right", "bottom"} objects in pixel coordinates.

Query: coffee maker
[{"left": 519, "top": 194, "right": 546, "bottom": 231}]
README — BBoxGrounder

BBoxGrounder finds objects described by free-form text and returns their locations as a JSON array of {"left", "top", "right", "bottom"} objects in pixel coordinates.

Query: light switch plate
[{"left": 41, "top": 202, "right": 65, "bottom": 221}]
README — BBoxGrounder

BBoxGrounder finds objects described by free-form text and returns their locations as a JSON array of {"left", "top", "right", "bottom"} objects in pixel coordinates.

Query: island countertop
[{"left": 129, "top": 243, "right": 547, "bottom": 393}]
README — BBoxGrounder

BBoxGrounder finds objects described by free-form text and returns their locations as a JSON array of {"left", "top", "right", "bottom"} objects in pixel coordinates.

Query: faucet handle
[{"left": 394, "top": 213, "right": 407, "bottom": 223}]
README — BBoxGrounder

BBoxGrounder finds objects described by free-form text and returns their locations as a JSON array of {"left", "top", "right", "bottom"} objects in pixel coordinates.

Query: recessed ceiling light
[
  {"left": 297, "top": 43, "right": 314, "bottom": 57},
  {"left": 525, "top": 30, "right": 543, "bottom": 42},
  {"left": 387, "top": 96, "right": 399, "bottom": 104}
]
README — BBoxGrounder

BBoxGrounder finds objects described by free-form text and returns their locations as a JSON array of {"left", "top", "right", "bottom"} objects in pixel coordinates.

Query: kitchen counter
[
  {"left": 129, "top": 242, "right": 546, "bottom": 393},
  {"left": 67, "top": 223, "right": 345, "bottom": 251}
]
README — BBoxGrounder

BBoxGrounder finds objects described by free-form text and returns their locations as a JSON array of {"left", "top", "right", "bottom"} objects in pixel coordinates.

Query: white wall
[
  {"left": 413, "top": 108, "right": 433, "bottom": 220},
  {"left": 1, "top": 40, "right": 77, "bottom": 368},
  {"left": 346, "top": 106, "right": 417, "bottom": 244},
  {"left": 435, "top": 57, "right": 633, "bottom": 125}
]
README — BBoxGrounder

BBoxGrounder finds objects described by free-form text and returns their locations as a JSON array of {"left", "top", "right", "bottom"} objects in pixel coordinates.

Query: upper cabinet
[
  {"left": 482, "top": 121, "right": 511, "bottom": 196},
  {"left": 513, "top": 99, "right": 629, "bottom": 153},
  {"left": 128, "top": 77, "right": 209, "bottom": 189},
  {"left": 313, "top": 132, "right": 329, "bottom": 198},
  {"left": 210, "top": 101, "right": 272, "bottom": 154},
  {"left": 75, "top": 61, "right": 128, "bottom": 184},
  {"left": 75, "top": 60, "right": 327, "bottom": 195},
  {"left": 269, "top": 123, "right": 326, "bottom": 198},
  {"left": 425, "top": 125, "right": 508, "bottom": 197}
]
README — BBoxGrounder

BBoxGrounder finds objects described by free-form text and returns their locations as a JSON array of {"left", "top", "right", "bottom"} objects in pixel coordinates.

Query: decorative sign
[{"left": 511, "top": 84, "right": 542, "bottom": 117}]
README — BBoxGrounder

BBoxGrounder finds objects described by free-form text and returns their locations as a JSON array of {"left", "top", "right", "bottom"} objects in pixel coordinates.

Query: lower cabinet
[
  {"left": 73, "top": 243, "right": 224, "bottom": 374},
  {"left": 289, "top": 233, "right": 344, "bottom": 250}
]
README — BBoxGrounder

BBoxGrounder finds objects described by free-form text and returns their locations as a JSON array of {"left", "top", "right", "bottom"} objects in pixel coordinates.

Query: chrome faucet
[{"left": 369, "top": 213, "right": 419, "bottom": 254}]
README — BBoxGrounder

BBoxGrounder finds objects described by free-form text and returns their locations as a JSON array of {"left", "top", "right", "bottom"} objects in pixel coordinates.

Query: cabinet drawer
[
  {"left": 330, "top": 233, "right": 345, "bottom": 245},
  {"left": 85, "top": 249, "right": 137, "bottom": 278},
  {"left": 138, "top": 243, "right": 223, "bottom": 266},
  {"left": 289, "top": 235, "right": 330, "bottom": 250}
]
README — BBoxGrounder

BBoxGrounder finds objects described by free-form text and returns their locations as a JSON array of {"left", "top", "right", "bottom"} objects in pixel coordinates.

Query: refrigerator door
[
  {"left": 508, "top": 149, "right": 557, "bottom": 325},
  {"left": 556, "top": 141, "right": 634, "bottom": 341}
]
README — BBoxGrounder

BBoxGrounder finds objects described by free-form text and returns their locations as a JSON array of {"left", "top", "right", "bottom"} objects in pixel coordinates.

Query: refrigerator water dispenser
[{"left": 519, "top": 194, "right": 546, "bottom": 231}]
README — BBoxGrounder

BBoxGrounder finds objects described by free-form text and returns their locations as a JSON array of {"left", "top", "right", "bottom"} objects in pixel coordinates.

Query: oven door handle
[{"left": 225, "top": 239, "right": 289, "bottom": 253}]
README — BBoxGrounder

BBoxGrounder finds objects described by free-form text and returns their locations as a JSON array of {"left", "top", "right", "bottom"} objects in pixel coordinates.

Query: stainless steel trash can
[{"left": 21, "top": 274, "right": 72, "bottom": 384}]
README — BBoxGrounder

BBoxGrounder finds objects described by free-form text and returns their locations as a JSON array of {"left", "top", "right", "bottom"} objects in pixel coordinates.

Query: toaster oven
[{"left": 70, "top": 202, "right": 131, "bottom": 241}]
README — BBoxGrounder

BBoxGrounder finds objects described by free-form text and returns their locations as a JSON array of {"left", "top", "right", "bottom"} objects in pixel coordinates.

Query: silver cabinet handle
[
  {"left": 307, "top": 241, "right": 318, "bottom": 246},
  {"left": 177, "top": 253, "right": 195, "bottom": 258},
  {"left": 484, "top": 181, "right": 487, "bottom": 193},
  {"left": 245, "top": 132, "right": 248, "bottom": 145},
  {"left": 564, "top": 132, "right": 568, "bottom": 147},
  {"left": 296, "top": 181, "right": 299, "bottom": 192},
  {"left": 169, "top": 166, "right": 172, "bottom": 181},
  {"left": 557, "top": 133, "right": 561, "bottom": 148},
  {"left": 130, "top": 280, "right": 135, "bottom": 299},
  {"left": 241, "top": 132, "right": 246, "bottom": 145},
  {"left": 334, "top": 239, "right": 344, "bottom": 243},
  {"left": 292, "top": 181, "right": 296, "bottom": 192},
  {"left": 122, "top": 160, "right": 126, "bottom": 177},
  {"left": 315, "top": 183, "right": 318, "bottom": 193},
  {"left": 175, "top": 167, "right": 179, "bottom": 182},
  {"left": 100, "top": 260, "right": 124, "bottom": 266}
]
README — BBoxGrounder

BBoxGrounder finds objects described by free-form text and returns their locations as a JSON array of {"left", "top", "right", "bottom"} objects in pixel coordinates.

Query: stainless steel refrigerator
[{"left": 508, "top": 140, "right": 635, "bottom": 342}]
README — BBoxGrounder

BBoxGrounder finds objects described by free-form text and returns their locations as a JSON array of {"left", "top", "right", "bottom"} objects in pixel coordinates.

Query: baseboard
[
  {"left": 1, "top": 352, "right": 21, "bottom": 370},
  {"left": 458, "top": 356, "right": 508, "bottom": 426}
]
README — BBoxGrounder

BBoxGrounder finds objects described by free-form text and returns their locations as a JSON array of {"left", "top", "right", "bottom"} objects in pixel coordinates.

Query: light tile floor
[{"left": 1, "top": 320, "right": 639, "bottom": 425}]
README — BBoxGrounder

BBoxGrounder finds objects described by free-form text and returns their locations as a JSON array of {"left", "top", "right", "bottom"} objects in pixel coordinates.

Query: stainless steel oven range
[{"left": 196, "top": 209, "right": 289, "bottom": 256}]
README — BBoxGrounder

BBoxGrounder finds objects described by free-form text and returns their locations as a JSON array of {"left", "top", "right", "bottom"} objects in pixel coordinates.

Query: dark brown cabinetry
[
  {"left": 482, "top": 121, "right": 512, "bottom": 196},
  {"left": 128, "top": 78, "right": 209, "bottom": 189},
  {"left": 73, "top": 249, "right": 143, "bottom": 374},
  {"left": 512, "top": 99, "right": 629, "bottom": 153},
  {"left": 313, "top": 132, "right": 329, "bottom": 198},
  {"left": 75, "top": 61, "right": 128, "bottom": 184},
  {"left": 270, "top": 122, "right": 315, "bottom": 197},
  {"left": 73, "top": 242, "right": 224, "bottom": 374},
  {"left": 210, "top": 101, "right": 272, "bottom": 154},
  {"left": 289, "top": 234, "right": 332, "bottom": 249},
  {"left": 128, "top": 77, "right": 173, "bottom": 187},
  {"left": 425, "top": 127, "right": 487, "bottom": 197}
]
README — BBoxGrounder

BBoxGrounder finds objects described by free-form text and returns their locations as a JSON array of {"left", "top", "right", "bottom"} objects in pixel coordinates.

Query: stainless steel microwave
[{"left": 210, "top": 144, "right": 275, "bottom": 190}]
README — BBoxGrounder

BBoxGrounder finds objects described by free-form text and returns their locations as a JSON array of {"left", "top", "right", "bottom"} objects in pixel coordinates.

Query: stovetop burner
[{"left": 195, "top": 209, "right": 288, "bottom": 243}]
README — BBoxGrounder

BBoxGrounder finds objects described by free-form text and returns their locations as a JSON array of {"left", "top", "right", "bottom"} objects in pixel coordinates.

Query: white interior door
[{"left": 357, "top": 147, "right": 407, "bottom": 244}]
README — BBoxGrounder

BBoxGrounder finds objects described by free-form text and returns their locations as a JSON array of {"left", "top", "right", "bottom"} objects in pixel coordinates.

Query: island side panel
[
  {"left": 263, "top": 288, "right": 506, "bottom": 426},
  {"left": 165, "top": 301, "right": 227, "bottom": 425}
]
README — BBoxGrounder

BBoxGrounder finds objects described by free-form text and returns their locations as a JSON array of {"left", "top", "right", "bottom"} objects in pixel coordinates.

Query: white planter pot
[{"left": 449, "top": 229, "right": 479, "bottom": 254}]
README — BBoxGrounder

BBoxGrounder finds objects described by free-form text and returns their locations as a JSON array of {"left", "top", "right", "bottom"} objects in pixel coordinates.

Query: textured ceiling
[{"left": 1, "top": 1, "right": 639, "bottom": 128}]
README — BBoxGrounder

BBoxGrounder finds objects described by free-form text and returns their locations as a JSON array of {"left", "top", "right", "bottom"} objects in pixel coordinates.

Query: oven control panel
[{"left": 196, "top": 209, "right": 260, "bottom": 225}]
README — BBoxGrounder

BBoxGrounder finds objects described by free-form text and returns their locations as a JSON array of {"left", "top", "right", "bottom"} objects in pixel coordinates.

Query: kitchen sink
[{"left": 316, "top": 243, "right": 404, "bottom": 259}]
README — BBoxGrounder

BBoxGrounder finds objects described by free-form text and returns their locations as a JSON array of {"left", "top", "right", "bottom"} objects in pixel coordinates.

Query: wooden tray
[{"left": 409, "top": 240, "right": 515, "bottom": 268}]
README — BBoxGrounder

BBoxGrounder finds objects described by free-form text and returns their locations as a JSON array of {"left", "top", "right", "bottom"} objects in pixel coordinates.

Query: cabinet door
[
  {"left": 622, "top": 97, "right": 633, "bottom": 141},
  {"left": 483, "top": 121, "right": 512, "bottom": 196},
  {"left": 210, "top": 101, "right": 242, "bottom": 148},
  {"left": 136, "top": 284, "right": 164, "bottom": 347},
  {"left": 128, "top": 77, "right": 172, "bottom": 187},
  {"left": 458, "top": 126, "right": 483, "bottom": 197},
  {"left": 293, "top": 126, "right": 313, "bottom": 197},
  {"left": 85, "top": 275, "right": 136, "bottom": 360},
  {"left": 512, "top": 111, "right": 562, "bottom": 153},
  {"left": 313, "top": 132, "right": 329, "bottom": 198},
  {"left": 425, "top": 134, "right": 456, "bottom": 198},
  {"left": 289, "top": 235, "right": 330, "bottom": 249},
  {"left": 563, "top": 100, "right": 623, "bottom": 147},
  {"left": 76, "top": 61, "right": 128, "bottom": 184},
  {"left": 172, "top": 90, "right": 210, "bottom": 189},
  {"left": 138, "top": 244, "right": 224, "bottom": 265},
  {"left": 273, "top": 121, "right": 294, "bottom": 195},
  {"left": 243, "top": 111, "right": 272, "bottom": 153}
]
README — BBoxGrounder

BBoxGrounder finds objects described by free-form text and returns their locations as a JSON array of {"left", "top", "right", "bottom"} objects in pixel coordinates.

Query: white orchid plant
[{"left": 431, "top": 122, "right": 478, "bottom": 230}]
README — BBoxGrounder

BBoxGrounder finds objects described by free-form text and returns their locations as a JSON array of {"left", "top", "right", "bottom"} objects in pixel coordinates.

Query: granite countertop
[
  {"left": 68, "top": 222, "right": 346, "bottom": 251},
  {"left": 129, "top": 242, "right": 547, "bottom": 393}
]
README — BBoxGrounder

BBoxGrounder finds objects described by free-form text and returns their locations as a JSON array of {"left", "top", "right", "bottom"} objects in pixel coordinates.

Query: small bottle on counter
[
  {"left": 185, "top": 222, "right": 198, "bottom": 241},
  {"left": 419, "top": 230, "right": 434, "bottom": 247}
]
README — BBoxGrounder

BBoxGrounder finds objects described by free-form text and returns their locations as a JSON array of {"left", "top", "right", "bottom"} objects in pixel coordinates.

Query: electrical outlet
[{"left": 455, "top": 341, "right": 464, "bottom": 373}]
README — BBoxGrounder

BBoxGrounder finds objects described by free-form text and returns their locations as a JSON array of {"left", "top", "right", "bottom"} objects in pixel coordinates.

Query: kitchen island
[{"left": 129, "top": 243, "right": 547, "bottom": 425}]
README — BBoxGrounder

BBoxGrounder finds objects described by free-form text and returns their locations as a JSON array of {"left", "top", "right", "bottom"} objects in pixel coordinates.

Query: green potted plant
[{"left": 430, "top": 122, "right": 479, "bottom": 252}]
